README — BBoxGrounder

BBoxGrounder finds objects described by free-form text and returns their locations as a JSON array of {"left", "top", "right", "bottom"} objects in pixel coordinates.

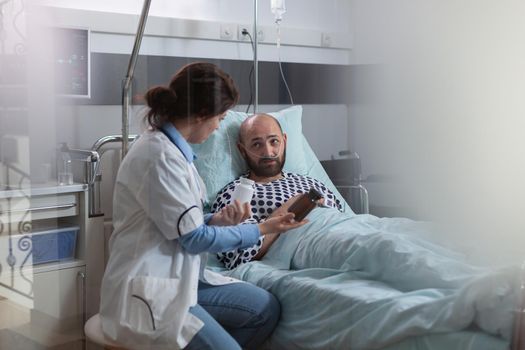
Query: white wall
[
  {"left": 39, "top": 0, "right": 350, "bottom": 32},
  {"left": 348, "top": 0, "right": 525, "bottom": 264},
  {"left": 40, "top": 0, "right": 352, "bottom": 65}
]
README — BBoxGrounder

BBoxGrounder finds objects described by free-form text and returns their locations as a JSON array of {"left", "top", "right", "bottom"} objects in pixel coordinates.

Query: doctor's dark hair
[{"left": 144, "top": 62, "right": 239, "bottom": 129}]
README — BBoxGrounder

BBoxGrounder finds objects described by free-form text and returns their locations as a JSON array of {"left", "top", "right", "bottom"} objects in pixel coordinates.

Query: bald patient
[
  {"left": 238, "top": 114, "right": 288, "bottom": 182},
  {"left": 211, "top": 114, "right": 343, "bottom": 269}
]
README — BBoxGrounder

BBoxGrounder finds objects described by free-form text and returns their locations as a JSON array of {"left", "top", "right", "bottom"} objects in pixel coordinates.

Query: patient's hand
[
  {"left": 269, "top": 194, "right": 325, "bottom": 218},
  {"left": 269, "top": 194, "right": 302, "bottom": 218},
  {"left": 209, "top": 200, "right": 251, "bottom": 226},
  {"left": 254, "top": 195, "right": 317, "bottom": 261},
  {"left": 258, "top": 212, "right": 308, "bottom": 236}
]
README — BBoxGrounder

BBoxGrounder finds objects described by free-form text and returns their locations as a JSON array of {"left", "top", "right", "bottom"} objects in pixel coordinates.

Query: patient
[
  {"left": 212, "top": 113, "right": 343, "bottom": 269},
  {"left": 211, "top": 113, "right": 521, "bottom": 345}
]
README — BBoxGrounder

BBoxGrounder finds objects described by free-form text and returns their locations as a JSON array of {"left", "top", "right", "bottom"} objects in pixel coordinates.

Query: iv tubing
[{"left": 276, "top": 22, "right": 294, "bottom": 105}]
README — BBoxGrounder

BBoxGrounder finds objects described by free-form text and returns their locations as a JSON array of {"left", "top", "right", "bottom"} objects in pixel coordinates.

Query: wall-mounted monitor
[{"left": 53, "top": 27, "right": 90, "bottom": 98}]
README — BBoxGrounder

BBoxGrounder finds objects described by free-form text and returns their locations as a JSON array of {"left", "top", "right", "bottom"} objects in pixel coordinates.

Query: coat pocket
[{"left": 126, "top": 276, "right": 180, "bottom": 334}]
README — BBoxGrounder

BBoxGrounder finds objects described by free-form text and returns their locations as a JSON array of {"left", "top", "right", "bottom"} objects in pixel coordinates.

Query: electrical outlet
[
  {"left": 321, "top": 32, "right": 332, "bottom": 47},
  {"left": 256, "top": 29, "right": 265, "bottom": 42},
  {"left": 238, "top": 25, "right": 265, "bottom": 42},
  {"left": 220, "top": 23, "right": 235, "bottom": 40},
  {"left": 238, "top": 25, "right": 251, "bottom": 42}
]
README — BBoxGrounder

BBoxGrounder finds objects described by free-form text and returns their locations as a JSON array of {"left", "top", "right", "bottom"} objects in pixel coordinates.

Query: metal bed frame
[{"left": 512, "top": 263, "right": 525, "bottom": 350}]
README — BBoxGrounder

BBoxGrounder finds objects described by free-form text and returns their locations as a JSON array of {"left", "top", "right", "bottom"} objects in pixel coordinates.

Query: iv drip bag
[{"left": 271, "top": 0, "right": 286, "bottom": 23}]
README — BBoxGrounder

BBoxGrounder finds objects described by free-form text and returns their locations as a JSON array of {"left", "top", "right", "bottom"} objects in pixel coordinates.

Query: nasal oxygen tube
[{"left": 240, "top": 141, "right": 283, "bottom": 160}]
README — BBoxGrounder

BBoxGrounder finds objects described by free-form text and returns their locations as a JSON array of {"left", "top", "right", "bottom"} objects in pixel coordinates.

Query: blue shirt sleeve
[
  {"left": 178, "top": 223, "right": 261, "bottom": 254},
  {"left": 203, "top": 213, "right": 214, "bottom": 224}
]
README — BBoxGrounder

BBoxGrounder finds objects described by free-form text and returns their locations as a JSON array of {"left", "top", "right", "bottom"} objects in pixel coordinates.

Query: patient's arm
[
  {"left": 253, "top": 195, "right": 302, "bottom": 260},
  {"left": 253, "top": 233, "right": 280, "bottom": 260},
  {"left": 253, "top": 195, "right": 326, "bottom": 260}
]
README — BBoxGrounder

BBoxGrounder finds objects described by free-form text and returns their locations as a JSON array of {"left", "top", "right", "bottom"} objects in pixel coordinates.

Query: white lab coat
[{"left": 100, "top": 130, "right": 238, "bottom": 350}]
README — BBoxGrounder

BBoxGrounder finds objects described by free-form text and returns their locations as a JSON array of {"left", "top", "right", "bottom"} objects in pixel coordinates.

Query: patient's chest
[{"left": 212, "top": 172, "right": 342, "bottom": 223}]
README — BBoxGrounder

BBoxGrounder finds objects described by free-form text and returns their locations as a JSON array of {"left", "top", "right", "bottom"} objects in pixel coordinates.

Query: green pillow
[{"left": 191, "top": 105, "right": 351, "bottom": 213}]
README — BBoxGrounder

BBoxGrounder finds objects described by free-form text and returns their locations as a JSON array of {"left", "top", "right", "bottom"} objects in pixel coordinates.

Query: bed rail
[{"left": 512, "top": 262, "right": 525, "bottom": 350}]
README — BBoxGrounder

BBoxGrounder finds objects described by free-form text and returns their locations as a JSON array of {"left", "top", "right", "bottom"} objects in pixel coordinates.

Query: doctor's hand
[
  {"left": 258, "top": 213, "right": 308, "bottom": 236},
  {"left": 209, "top": 200, "right": 251, "bottom": 226}
]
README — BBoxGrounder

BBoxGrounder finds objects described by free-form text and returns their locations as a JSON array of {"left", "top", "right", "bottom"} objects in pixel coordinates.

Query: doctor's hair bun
[
  {"left": 144, "top": 86, "right": 178, "bottom": 128},
  {"left": 144, "top": 62, "right": 239, "bottom": 129}
]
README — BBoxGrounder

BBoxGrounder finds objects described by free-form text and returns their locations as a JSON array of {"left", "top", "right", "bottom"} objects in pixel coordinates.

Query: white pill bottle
[{"left": 231, "top": 177, "right": 255, "bottom": 204}]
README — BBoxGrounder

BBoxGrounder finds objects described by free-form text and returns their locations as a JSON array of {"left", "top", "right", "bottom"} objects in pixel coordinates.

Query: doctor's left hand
[{"left": 209, "top": 200, "right": 251, "bottom": 226}]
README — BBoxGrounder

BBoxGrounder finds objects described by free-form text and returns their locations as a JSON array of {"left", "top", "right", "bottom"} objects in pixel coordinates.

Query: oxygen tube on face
[{"left": 239, "top": 141, "right": 283, "bottom": 160}]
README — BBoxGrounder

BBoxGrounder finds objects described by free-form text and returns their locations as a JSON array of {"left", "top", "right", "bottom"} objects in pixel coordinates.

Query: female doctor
[{"left": 99, "top": 62, "right": 306, "bottom": 350}]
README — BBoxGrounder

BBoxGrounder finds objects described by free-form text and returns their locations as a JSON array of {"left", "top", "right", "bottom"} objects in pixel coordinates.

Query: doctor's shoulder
[
  {"left": 129, "top": 131, "right": 176, "bottom": 157},
  {"left": 120, "top": 131, "right": 185, "bottom": 173}
]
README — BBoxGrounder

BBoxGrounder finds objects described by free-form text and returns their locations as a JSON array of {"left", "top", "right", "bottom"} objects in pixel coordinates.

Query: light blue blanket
[{"left": 218, "top": 208, "right": 518, "bottom": 349}]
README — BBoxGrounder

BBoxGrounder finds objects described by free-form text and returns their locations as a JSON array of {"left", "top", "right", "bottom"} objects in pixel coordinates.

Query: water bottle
[
  {"left": 231, "top": 178, "right": 255, "bottom": 204},
  {"left": 57, "top": 149, "right": 73, "bottom": 186}
]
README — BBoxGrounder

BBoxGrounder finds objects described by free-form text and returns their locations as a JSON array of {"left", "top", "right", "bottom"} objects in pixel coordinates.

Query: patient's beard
[{"left": 245, "top": 149, "right": 286, "bottom": 178}]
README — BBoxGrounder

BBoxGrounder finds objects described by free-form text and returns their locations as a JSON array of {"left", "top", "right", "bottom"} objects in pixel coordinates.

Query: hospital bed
[{"left": 191, "top": 105, "right": 522, "bottom": 350}]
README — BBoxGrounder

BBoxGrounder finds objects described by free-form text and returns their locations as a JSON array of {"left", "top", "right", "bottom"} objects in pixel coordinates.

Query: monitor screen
[{"left": 53, "top": 27, "right": 90, "bottom": 98}]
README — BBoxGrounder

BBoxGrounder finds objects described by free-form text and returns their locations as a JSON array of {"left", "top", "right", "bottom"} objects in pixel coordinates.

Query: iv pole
[
  {"left": 121, "top": 0, "right": 259, "bottom": 153},
  {"left": 121, "top": 0, "right": 151, "bottom": 158},
  {"left": 253, "top": 0, "right": 258, "bottom": 113}
]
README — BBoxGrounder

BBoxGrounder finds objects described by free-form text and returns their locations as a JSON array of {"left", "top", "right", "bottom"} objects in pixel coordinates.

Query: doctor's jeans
[{"left": 185, "top": 281, "right": 280, "bottom": 350}]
